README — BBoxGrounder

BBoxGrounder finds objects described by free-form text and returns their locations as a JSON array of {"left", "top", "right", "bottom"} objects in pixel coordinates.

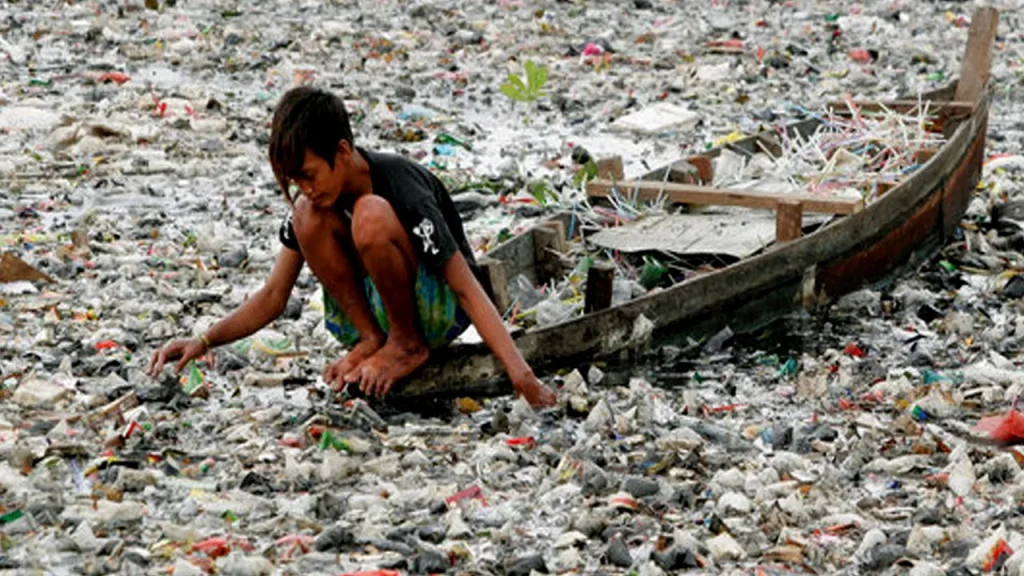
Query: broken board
[{"left": 587, "top": 209, "right": 830, "bottom": 259}]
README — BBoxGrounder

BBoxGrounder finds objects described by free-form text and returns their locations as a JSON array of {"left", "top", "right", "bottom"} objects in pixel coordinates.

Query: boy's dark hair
[{"left": 268, "top": 86, "right": 354, "bottom": 204}]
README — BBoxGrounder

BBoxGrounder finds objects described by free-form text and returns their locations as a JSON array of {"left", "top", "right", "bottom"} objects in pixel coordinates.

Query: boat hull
[{"left": 391, "top": 88, "right": 991, "bottom": 399}]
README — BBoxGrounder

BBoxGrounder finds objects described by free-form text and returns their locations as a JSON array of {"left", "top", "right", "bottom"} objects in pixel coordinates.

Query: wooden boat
[{"left": 390, "top": 8, "right": 998, "bottom": 399}]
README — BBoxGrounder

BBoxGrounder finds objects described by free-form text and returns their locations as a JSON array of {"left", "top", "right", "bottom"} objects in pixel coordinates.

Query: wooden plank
[
  {"left": 586, "top": 180, "right": 864, "bottom": 215},
  {"left": 584, "top": 262, "right": 615, "bottom": 313},
  {"left": 640, "top": 160, "right": 700, "bottom": 184},
  {"left": 825, "top": 100, "right": 975, "bottom": 116},
  {"left": 596, "top": 156, "right": 624, "bottom": 180},
  {"left": 776, "top": 200, "right": 803, "bottom": 243},
  {"left": 687, "top": 156, "right": 713, "bottom": 183},
  {"left": 476, "top": 256, "right": 511, "bottom": 313},
  {"left": 954, "top": 7, "right": 999, "bottom": 104},
  {"left": 533, "top": 221, "right": 567, "bottom": 285}
]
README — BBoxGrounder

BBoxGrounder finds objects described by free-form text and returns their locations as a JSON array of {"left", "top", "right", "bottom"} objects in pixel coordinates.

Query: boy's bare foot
[
  {"left": 324, "top": 339, "right": 383, "bottom": 391},
  {"left": 346, "top": 339, "right": 429, "bottom": 398}
]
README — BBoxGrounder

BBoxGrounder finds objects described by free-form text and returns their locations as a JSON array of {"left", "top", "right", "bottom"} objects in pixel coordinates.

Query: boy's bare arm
[
  {"left": 204, "top": 248, "right": 304, "bottom": 346},
  {"left": 443, "top": 252, "right": 556, "bottom": 407},
  {"left": 149, "top": 248, "right": 304, "bottom": 376}
]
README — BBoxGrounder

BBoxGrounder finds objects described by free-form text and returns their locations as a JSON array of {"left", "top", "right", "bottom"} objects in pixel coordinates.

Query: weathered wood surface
[
  {"left": 586, "top": 180, "right": 865, "bottom": 215},
  {"left": 954, "top": 8, "right": 999, "bottom": 104}
]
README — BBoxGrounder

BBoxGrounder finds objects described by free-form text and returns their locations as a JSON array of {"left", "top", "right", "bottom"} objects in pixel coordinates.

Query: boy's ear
[{"left": 336, "top": 139, "right": 352, "bottom": 159}]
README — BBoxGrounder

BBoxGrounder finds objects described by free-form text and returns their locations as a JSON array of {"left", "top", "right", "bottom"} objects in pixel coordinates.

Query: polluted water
[{"left": 1, "top": 0, "right": 1024, "bottom": 574}]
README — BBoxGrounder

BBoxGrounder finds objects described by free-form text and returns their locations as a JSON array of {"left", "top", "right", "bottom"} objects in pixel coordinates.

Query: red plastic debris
[
  {"left": 191, "top": 536, "right": 254, "bottom": 558},
  {"left": 843, "top": 342, "right": 865, "bottom": 357},
  {"left": 95, "top": 340, "right": 118, "bottom": 351},
  {"left": 445, "top": 484, "right": 488, "bottom": 507},
  {"left": 97, "top": 72, "right": 130, "bottom": 85},
  {"left": 123, "top": 420, "right": 144, "bottom": 439},
  {"left": 192, "top": 537, "right": 230, "bottom": 558},
  {"left": 505, "top": 436, "right": 536, "bottom": 449},
  {"left": 705, "top": 38, "right": 744, "bottom": 51},
  {"left": 704, "top": 403, "right": 747, "bottom": 415},
  {"left": 279, "top": 434, "right": 303, "bottom": 449},
  {"left": 974, "top": 409, "right": 1024, "bottom": 443},
  {"left": 337, "top": 572, "right": 401, "bottom": 576},
  {"left": 983, "top": 539, "right": 1013, "bottom": 572},
  {"left": 849, "top": 48, "right": 873, "bottom": 63},
  {"left": 275, "top": 534, "right": 314, "bottom": 548}
]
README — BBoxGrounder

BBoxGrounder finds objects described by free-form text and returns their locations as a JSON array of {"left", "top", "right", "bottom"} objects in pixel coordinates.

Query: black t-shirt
[{"left": 279, "top": 147, "right": 478, "bottom": 275}]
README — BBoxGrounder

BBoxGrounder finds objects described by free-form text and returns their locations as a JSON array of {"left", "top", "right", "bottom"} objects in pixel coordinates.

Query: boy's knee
[
  {"left": 292, "top": 198, "right": 339, "bottom": 244},
  {"left": 351, "top": 196, "right": 401, "bottom": 250}
]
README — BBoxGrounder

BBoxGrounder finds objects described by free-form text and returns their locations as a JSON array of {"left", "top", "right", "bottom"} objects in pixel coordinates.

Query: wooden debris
[
  {"left": 686, "top": 155, "right": 714, "bottom": 184},
  {"left": 954, "top": 7, "right": 999, "bottom": 104},
  {"left": 533, "top": 221, "right": 568, "bottom": 285},
  {"left": 586, "top": 180, "right": 864, "bottom": 215},
  {"left": 0, "top": 252, "right": 56, "bottom": 284},
  {"left": 584, "top": 262, "right": 615, "bottom": 313},
  {"left": 476, "top": 256, "right": 512, "bottom": 313},
  {"left": 776, "top": 200, "right": 804, "bottom": 243},
  {"left": 825, "top": 100, "right": 975, "bottom": 117},
  {"left": 596, "top": 156, "right": 624, "bottom": 181},
  {"left": 640, "top": 160, "right": 701, "bottom": 185}
]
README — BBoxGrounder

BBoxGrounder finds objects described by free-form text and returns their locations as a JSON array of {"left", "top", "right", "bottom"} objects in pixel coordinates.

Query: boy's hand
[
  {"left": 148, "top": 338, "right": 213, "bottom": 378},
  {"left": 512, "top": 373, "right": 557, "bottom": 408}
]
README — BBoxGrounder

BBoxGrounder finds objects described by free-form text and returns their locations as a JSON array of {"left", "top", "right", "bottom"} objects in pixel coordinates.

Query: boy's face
[{"left": 292, "top": 141, "right": 351, "bottom": 209}]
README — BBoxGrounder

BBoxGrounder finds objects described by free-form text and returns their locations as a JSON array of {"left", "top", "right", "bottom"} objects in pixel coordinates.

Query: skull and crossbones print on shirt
[{"left": 413, "top": 218, "right": 440, "bottom": 255}]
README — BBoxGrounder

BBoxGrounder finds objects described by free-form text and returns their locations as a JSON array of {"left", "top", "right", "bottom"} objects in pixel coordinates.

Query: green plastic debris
[
  {"left": 939, "top": 260, "right": 958, "bottom": 272},
  {"left": 923, "top": 369, "right": 951, "bottom": 385},
  {"left": 780, "top": 357, "right": 799, "bottom": 376},
  {"left": 221, "top": 510, "right": 238, "bottom": 523},
  {"left": 911, "top": 405, "right": 929, "bottom": 422},
  {"left": 183, "top": 362, "right": 205, "bottom": 395},
  {"left": 824, "top": 13, "right": 840, "bottom": 22},
  {"left": 319, "top": 431, "right": 351, "bottom": 453},
  {"left": 29, "top": 78, "right": 51, "bottom": 86},
  {"left": 756, "top": 354, "right": 780, "bottom": 366},
  {"left": 639, "top": 256, "right": 667, "bottom": 290},
  {"left": 0, "top": 510, "right": 22, "bottom": 524},
  {"left": 575, "top": 255, "right": 595, "bottom": 277},
  {"left": 434, "top": 133, "right": 472, "bottom": 151}
]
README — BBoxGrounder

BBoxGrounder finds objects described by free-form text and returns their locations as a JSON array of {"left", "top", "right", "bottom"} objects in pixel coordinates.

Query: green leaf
[
  {"left": 500, "top": 83, "right": 526, "bottom": 102},
  {"left": 528, "top": 61, "right": 548, "bottom": 93},
  {"left": 573, "top": 160, "right": 599, "bottom": 186},
  {"left": 506, "top": 73, "right": 527, "bottom": 92},
  {"left": 523, "top": 59, "right": 537, "bottom": 83},
  {"left": 528, "top": 181, "right": 553, "bottom": 205}
]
